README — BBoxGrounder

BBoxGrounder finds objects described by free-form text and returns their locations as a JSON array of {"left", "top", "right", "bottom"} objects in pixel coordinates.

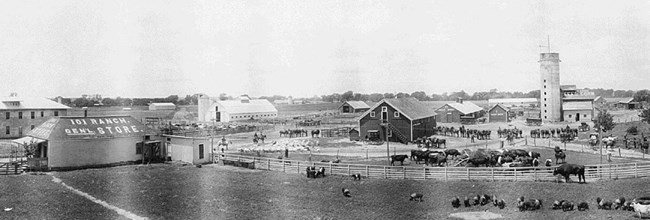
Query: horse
[
  {"left": 410, "top": 193, "right": 424, "bottom": 202},
  {"left": 390, "top": 154, "right": 409, "bottom": 166},
  {"left": 553, "top": 163, "right": 586, "bottom": 183},
  {"left": 444, "top": 149, "right": 461, "bottom": 159},
  {"left": 555, "top": 151, "right": 566, "bottom": 164},
  {"left": 311, "top": 130, "right": 320, "bottom": 138}
]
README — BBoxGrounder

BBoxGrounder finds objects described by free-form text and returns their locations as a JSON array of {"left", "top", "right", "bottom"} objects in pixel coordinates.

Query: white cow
[{"left": 632, "top": 200, "right": 650, "bottom": 218}]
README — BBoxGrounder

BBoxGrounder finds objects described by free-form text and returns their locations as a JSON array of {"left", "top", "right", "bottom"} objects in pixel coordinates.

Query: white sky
[{"left": 0, "top": 0, "right": 648, "bottom": 98}]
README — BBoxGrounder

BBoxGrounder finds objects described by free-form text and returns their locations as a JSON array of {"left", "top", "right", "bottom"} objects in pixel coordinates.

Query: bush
[{"left": 627, "top": 126, "right": 638, "bottom": 135}]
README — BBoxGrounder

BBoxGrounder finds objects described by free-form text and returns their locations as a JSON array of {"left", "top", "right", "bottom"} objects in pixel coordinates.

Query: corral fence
[{"left": 218, "top": 154, "right": 650, "bottom": 182}]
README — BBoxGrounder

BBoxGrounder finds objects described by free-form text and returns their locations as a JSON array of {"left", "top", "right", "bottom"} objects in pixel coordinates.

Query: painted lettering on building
[{"left": 64, "top": 117, "right": 142, "bottom": 136}]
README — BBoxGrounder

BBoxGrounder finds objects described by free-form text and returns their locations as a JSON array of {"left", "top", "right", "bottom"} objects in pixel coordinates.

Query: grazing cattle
[
  {"left": 311, "top": 129, "right": 320, "bottom": 138},
  {"left": 577, "top": 201, "right": 589, "bottom": 211},
  {"left": 532, "top": 158, "right": 540, "bottom": 167},
  {"left": 496, "top": 199, "right": 506, "bottom": 209},
  {"left": 468, "top": 157, "right": 491, "bottom": 167},
  {"left": 553, "top": 164, "right": 585, "bottom": 183},
  {"left": 552, "top": 200, "right": 567, "bottom": 210},
  {"left": 511, "top": 149, "right": 529, "bottom": 158},
  {"left": 410, "top": 193, "right": 424, "bottom": 202},
  {"left": 464, "top": 197, "right": 471, "bottom": 207},
  {"left": 555, "top": 151, "right": 566, "bottom": 164},
  {"left": 444, "top": 149, "right": 461, "bottom": 159},
  {"left": 351, "top": 174, "right": 362, "bottom": 181},
  {"left": 315, "top": 167, "right": 326, "bottom": 178},
  {"left": 390, "top": 154, "right": 409, "bottom": 166},
  {"left": 472, "top": 195, "right": 480, "bottom": 206},
  {"left": 451, "top": 196, "right": 461, "bottom": 208},
  {"left": 306, "top": 166, "right": 317, "bottom": 178},
  {"left": 342, "top": 188, "right": 351, "bottom": 197},
  {"left": 622, "top": 201, "right": 634, "bottom": 211},
  {"left": 531, "top": 199, "right": 543, "bottom": 210},
  {"left": 545, "top": 159, "right": 553, "bottom": 167},
  {"left": 597, "top": 197, "right": 613, "bottom": 210},
  {"left": 427, "top": 152, "right": 447, "bottom": 167},
  {"left": 614, "top": 197, "right": 626, "bottom": 210},
  {"left": 632, "top": 201, "right": 650, "bottom": 218},
  {"left": 479, "top": 194, "right": 492, "bottom": 206},
  {"left": 562, "top": 201, "right": 575, "bottom": 212},
  {"left": 528, "top": 151, "right": 541, "bottom": 159}
]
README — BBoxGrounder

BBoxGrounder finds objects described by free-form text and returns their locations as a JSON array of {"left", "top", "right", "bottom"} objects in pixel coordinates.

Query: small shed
[
  {"left": 149, "top": 103, "right": 176, "bottom": 111},
  {"left": 339, "top": 101, "right": 370, "bottom": 113},
  {"left": 349, "top": 128, "right": 360, "bottom": 141},
  {"left": 163, "top": 135, "right": 213, "bottom": 164},
  {"left": 488, "top": 104, "right": 509, "bottom": 123},
  {"left": 616, "top": 98, "right": 641, "bottom": 109},
  {"left": 435, "top": 98, "right": 484, "bottom": 123}
]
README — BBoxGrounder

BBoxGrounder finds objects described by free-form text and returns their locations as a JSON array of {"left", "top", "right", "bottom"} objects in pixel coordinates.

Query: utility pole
[{"left": 386, "top": 125, "right": 390, "bottom": 166}]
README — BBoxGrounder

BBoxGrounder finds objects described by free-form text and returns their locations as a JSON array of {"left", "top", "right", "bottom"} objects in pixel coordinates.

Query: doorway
[{"left": 575, "top": 113, "right": 580, "bottom": 121}]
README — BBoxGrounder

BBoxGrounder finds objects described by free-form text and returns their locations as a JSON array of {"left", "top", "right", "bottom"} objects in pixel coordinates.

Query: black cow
[
  {"left": 390, "top": 154, "right": 409, "bottom": 166},
  {"left": 555, "top": 151, "right": 566, "bottom": 164},
  {"left": 451, "top": 196, "right": 461, "bottom": 208},
  {"left": 562, "top": 201, "right": 575, "bottom": 211},
  {"left": 529, "top": 151, "right": 541, "bottom": 159},
  {"left": 577, "top": 201, "right": 589, "bottom": 211},
  {"left": 351, "top": 173, "right": 361, "bottom": 181},
  {"left": 553, "top": 163, "right": 586, "bottom": 183},
  {"left": 444, "top": 149, "right": 461, "bottom": 159},
  {"left": 596, "top": 197, "right": 613, "bottom": 209},
  {"left": 410, "top": 193, "right": 424, "bottom": 202},
  {"left": 315, "top": 167, "right": 326, "bottom": 178},
  {"left": 511, "top": 149, "right": 529, "bottom": 158}
]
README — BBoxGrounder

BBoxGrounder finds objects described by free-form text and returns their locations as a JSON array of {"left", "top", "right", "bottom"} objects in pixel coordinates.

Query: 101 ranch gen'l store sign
[{"left": 65, "top": 117, "right": 143, "bottom": 136}]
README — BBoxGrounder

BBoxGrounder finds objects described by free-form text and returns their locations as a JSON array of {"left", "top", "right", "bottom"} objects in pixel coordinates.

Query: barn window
[
  {"left": 544, "top": 80, "right": 546, "bottom": 83},
  {"left": 544, "top": 110, "right": 547, "bottom": 113},
  {"left": 544, "top": 104, "right": 547, "bottom": 107},
  {"left": 30, "top": 125, "right": 34, "bottom": 130},
  {"left": 370, "top": 111, "right": 375, "bottom": 117},
  {"left": 41, "top": 111, "right": 44, "bottom": 117},
  {"left": 5, "top": 112, "right": 8, "bottom": 119},
  {"left": 31, "top": 112, "right": 35, "bottom": 119},
  {"left": 544, "top": 98, "right": 546, "bottom": 101},
  {"left": 382, "top": 106, "right": 387, "bottom": 112},
  {"left": 5, "top": 126, "right": 9, "bottom": 135},
  {"left": 18, "top": 112, "right": 22, "bottom": 119},
  {"left": 584, "top": 114, "right": 587, "bottom": 117},
  {"left": 569, "top": 115, "right": 572, "bottom": 118},
  {"left": 54, "top": 111, "right": 59, "bottom": 116},
  {"left": 394, "top": 111, "right": 400, "bottom": 118},
  {"left": 544, "top": 116, "right": 547, "bottom": 119},
  {"left": 199, "top": 144, "right": 204, "bottom": 159},
  {"left": 544, "top": 92, "right": 546, "bottom": 95},
  {"left": 136, "top": 143, "right": 143, "bottom": 154},
  {"left": 544, "top": 85, "right": 546, "bottom": 88}
]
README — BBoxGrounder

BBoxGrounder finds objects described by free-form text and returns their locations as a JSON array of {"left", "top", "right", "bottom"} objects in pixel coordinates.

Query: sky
[{"left": 0, "top": 0, "right": 648, "bottom": 98}]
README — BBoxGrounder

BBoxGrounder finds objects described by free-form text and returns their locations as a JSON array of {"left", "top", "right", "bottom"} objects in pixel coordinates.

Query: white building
[
  {"left": 198, "top": 95, "right": 278, "bottom": 122},
  {"left": 148, "top": 103, "right": 176, "bottom": 111}
]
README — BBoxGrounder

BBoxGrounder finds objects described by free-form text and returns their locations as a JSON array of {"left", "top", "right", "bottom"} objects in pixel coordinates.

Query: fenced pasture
[{"left": 220, "top": 153, "right": 650, "bottom": 183}]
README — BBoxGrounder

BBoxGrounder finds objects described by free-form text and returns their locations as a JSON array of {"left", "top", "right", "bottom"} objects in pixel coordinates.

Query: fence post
[
  {"left": 297, "top": 162, "right": 300, "bottom": 174},
  {"left": 384, "top": 166, "right": 387, "bottom": 179},
  {"left": 615, "top": 164, "right": 619, "bottom": 179},
  {"left": 330, "top": 163, "right": 333, "bottom": 176},
  {"left": 283, "top": 159, "right": 286, "bottom": 172},
  {"left": 366, "top": 165, "right": 369, "bottom": 178},
  {"left": 467, "top": 168, "right": 470, "bottom": 181},
  {"left": 491, "top": 168, "right": 495, "bottom": 182},
  {"left": 514, "top": 168, "right": 518, "bottom": 182},
  {"left": 635, "top": 163, "right": 638, "bottom": 178},
  {"left": 348, "top": 164, "right": 351, "bottom": 175},
  {"left": 609, "top": 164, "right": 612, "bottom": 179},
  {"left": 423, "top": 167, "right": 426, "bottom": 180},
  {"left": 268, "top": 159, "right": 270, "bottom": 170},
  {"left": 444, "top": 167, "right": 448, "bottom": 181},
  {"left": 403, "top": 167, "right": 406, "bottom": 179}
]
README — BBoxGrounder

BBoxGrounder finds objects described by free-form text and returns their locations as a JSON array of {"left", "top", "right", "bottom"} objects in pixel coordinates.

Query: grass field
[{"left": 3, "top": 164, "right": 643, "bottom": 219}]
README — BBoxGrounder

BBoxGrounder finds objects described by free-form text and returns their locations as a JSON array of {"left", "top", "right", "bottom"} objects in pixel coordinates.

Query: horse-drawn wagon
[{"left": 526, "top": 118, "right": 542, "bottom": 126}]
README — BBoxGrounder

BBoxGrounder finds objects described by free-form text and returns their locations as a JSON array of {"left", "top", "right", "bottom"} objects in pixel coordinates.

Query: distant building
[
  {"left": 148, "top": 103, "right": 176, "bottom": 111},
  {"left": 593, "top": 96, "right": 606, "bottom": 108},
  {"left": 339, "top": 101, "right": 370, "bottom": 113},
  {"left": 198, "top": 94, "right": 278, "bottom": 122},
  {"left": 358, "top": 98, "right": 436, "bottom": 143},
  {"left": 487, "top": 98, "right": 539, "bottom": 107},
  {"left": 1, "top": 93, "right": 70, "bottom": 139},
  {"left": 614, "top": 98, "right": 642, "bottom": 109},
  {"left": 561, "top": 85, "right": 595, "bottom": 122},
  {"left": 435, "top": 98, "right": 484, "bottom": 123},
  {"left": 164, "top": 135, "right": 213, "bottom": 164},
  {"left": 488, "top": 104, "right": 509, "bottom": 123}
]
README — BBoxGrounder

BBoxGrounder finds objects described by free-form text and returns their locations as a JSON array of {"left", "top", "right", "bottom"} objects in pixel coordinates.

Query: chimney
[
  {"left": 82, "top": 107, "right": 88, "bottom": 117},
  {"left": 57, "top": 96, "right": 62, "bottom": 104},
  {"left": 457, "top": 97, "right": 463, "bottom": 104}
]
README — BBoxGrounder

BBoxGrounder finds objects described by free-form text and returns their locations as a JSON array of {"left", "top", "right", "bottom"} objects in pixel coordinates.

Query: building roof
[
  {"left": 487, "top": 98, "right": 539, "bottom": 104},
  {"left": 341, "top": 101, "right": 370, "bottom": 109},
  {"left": 488, "top": 104, "right": 508, "bottom": 112},
  {"left": 605, "top": 97, "right": 634, "bottom": 103},
  {"left": 560, "top": 85, "right": 577, "bottom": 90},
  {"left": 359, "top": 98, "right": 436, "bottom": 121},
  {"left": 149, "top": 103, "right": 176, "bottom": 107},
  {"left": 421, "top": 101, "right": 453, "bottom": 110},
  {"left": 562, "top": 95, "right": 596, "bottom": 101},
  {"left": 618, "top": 97, "right": 635, "bottom": 104},
  {"left": 0, "top": 96, "right": 70, "bottom": 110},
  {"left": 562, "top": 102, "right": 594, "bottom": 111},
  {"left": 218, "top": 99, "right": 278, "bottom": 114},
  {"left": 440, "top": 101, "right": 484, "bottom": 115},
  {"left": 27, "top": 116, "right": 155, "bottom": 140}
]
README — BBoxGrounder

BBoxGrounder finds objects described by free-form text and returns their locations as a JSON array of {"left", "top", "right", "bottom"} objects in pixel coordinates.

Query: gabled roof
[
  {"left": 149, "top": 103, "right": 176, "bottom": 107},
  {"left": 439, "top": 101, "right": 484, "bottom": 115},
  {"left": 358, "top": 98, "right": 436, "bottom": 121},
  {"left": 341, "top": 101, "right": 370, "bottom": 109},
  {"left": 618, "top": 97, "right": 635, "bottom": 104},
  {"left": 488, "top": 104, "right": 508, "bottom": 112},
  {"left": 218, "top": 99, "right": 278, "bottom": 114},
  {"left": 0, "top": 96, "right": 70, "bottom": 110},
  {"left": 605, "top": 97, "right": 633, "bottom": 103},
  {"left": 562, "top": 102, "right": 593, "bottom": 111},
  {"left": 560, "top": 85, "right": 577, "bottom": 90},
  {"left": 27, "top": 116, "right": 156, "bottom": 140}
]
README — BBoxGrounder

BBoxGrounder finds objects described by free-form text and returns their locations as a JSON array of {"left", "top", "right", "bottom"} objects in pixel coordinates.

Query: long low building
[
  {"left": 25, "top": 115, "right": 159, "bottom": 170},
  {"left": 198, "top": 94, "right": 278, "bottom": 122},
  {"left": 487, "top": 98, "right": 539, "bottom": 107}
]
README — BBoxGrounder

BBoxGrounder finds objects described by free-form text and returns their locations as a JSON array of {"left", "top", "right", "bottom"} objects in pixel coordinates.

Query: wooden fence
[{"left": 219, "top": 154, "right": 650, "bottom": 182}]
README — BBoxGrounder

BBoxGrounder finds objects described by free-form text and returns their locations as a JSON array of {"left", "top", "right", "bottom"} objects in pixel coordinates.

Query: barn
[
  {"left": 148, "top": 103, "right": 176, "bottom": 111},
  {"left": 435, "top": 98, "right": 484, "bottom": 123},
  {"left": 197, "top": 94, "right": 278, "bottom": 122},
  {"left": 488, "top": 104, "right": 509, "bottom": 123},
  {"left": 163, "top": 135, "right": 213, "bottom": 164},
  {"left": 358, "top": 98, "right": 436, "bottom": 143},
  {"left": 24, "top": 115, "right": 160, "bottom": 170},
  {"left": 615, "top": 98, "right": 642, "bottom": 109},
  {"left": 562, "top": 102, "right": 594, "bottom": 122},
  {"left": 338, "top": 101, "right": 370, "bottom": 113}
]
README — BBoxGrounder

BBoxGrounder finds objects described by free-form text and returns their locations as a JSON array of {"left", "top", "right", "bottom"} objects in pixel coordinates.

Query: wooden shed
[
  {"left": 349, "top": 128, "right": 360, "bottom": 141},
  {"left": 435, "top": 98, "right": 484, "bottom": 123},
  {"left": 339, "top": 101, "right": 370, "bottom": 113},
  {"left": 488, "top": 104, "right": 508, "bottom": 123}
]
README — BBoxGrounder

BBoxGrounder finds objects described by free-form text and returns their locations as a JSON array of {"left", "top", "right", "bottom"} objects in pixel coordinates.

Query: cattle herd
[
  {"left": 404, "top": 147, "right": 566, "bottom": 168},
  {"left": 435, "top": 126, "right": 492, "bottom": 141}
]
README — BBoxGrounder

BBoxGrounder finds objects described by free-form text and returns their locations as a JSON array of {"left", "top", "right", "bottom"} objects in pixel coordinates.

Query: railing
[{"left": 218, "top": 154, "right": 650, "bottom": 182}]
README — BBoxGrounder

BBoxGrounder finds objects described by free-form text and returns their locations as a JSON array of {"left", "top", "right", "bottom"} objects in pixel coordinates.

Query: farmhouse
[
  {"left": 358, "top": 98, "right": 436, "bottom": 143},
  {"left": 198, "top": 94, "right": 278, "bottom": 122},
  {"left": 163, "top": 135, "right": 213, "bottom": 164},
  {"left": 488, "top": 104, "right": 509, "bottom": 123},
  {"left": 339, "top": 101, "right": 370, "bottom": 113},
  {"left": 24, "top": 115, "right": 160, "bottom": 170},
  {"left": 435, "top": 98, "right": 484, "bottom": 123},
  {"left": 1, "top": 93, "right": 70, "bottom": 139},
  {"left": 148, "top": 103, "right": 176, "bottom": 111}
]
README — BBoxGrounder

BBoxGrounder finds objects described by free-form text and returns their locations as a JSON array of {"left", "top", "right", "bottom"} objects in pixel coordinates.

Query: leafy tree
[
  {"left": 341, "top": 91, "right": 354, "bottom": 101},
  {"left": 634, "top": 90, "right": 650, "bottom": 102},
  {"left": 369, "top": 93, "right": 384, "bottom": 102},
  {"left": 101, "top": 98, "right": 117, "bottom": 106},
  {"left": 594, "top": 109, "right": 615, "bottom": 133},
  {"left": 640, "top": 108, "right": 650, "bottom": 124},
  {"left": 430, "top": 93, "right": 443, "bottom": 101},
  {"left": 627, "top": 126, "right": 638, "bottom": 135},
  {"left": 395, "top": 92, "right": 410, "bottom": 98},
  {"left": 410, "top": 91, "right": 429, "bottom": 101},
  {"left": 165, "top": 95, "right": 179, "bottom": 104},
  {"left": 383, "top": 93, "right": 395, "bottom": 99}
]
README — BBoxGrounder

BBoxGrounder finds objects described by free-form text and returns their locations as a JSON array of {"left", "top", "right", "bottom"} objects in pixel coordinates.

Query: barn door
[
  {"left": 575, "top": 113, "right": 580, "bottom": 121},
  {"left": 381, "top": 106, "right": 388, "bottom": 123}
]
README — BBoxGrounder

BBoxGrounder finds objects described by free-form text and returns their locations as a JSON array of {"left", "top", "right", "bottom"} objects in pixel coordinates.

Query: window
[
  {"left": 30, "top": 125, "right": 34, "bottom": 130},
  {"left": 18, "top": 112, "right": 22, "bottom": 119},
  {"left": 544, "top": 116, "right": 547, "bottom": 119},
  {"left": 584, "top": 114, "right": 587, "bottom": 117},
  {"left": 31, "top": 112, "right": 35, "bottom": 119},
  {"left": 5, "top": 112, "right": 8, "bottom": 119},
  {"left": 544, "top": 98, "right": 546, "bottom": 101},
  {"left": 544, "top": 79, "right": 546, "bottom": 82},
  {"left": 544, "top": 110, "right": 547, "bottom": 113},
  {"left": 394, "top": 111, "right": 400, "bottom": 118},
  {"left": 544, "top": 104, "right": 547, "bottom": 107},
  {"left": 544, "top": 92, "right": 546, "bottom": 95},
  {"left": 370, "top": 111, "right": 375, "bottom": 117},
  {"left": 5, "top": 126, "right": 9, "bottom": 135},
  {"left": 54, "top": 111, "right": 59, "bottom": 116},
  {"left": 136, "top": 143, "right": 143, "bottom": 154},
  {"left": 199, "top": 144, "right": 204, "bottom": 159},
  {"left": 382, "top": 106, "right": 388, "bottom": 112},
  {"left": 18, "top": 127, "right": 22, "bottom": 136},
  {"left": 41, "top": 111, "right": 44, "bottom": 117},
  {"left": 569, "top": 115, "right": 572, "bottom": 118},
  {"left": 544, "top": 85, "right": 546, "bottom": 88}
]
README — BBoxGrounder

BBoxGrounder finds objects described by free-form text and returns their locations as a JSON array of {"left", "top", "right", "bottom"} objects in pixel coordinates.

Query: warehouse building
[
  {"left": 339, "top": 101, "right": 370, "bottom": 113},
  {"left": 1, "top": 93, "right": 69, "bottom": 139},
  {"left": 435, "top": 98, "right": 484, "bottom": 123},
  {"left": 197, "top": 94, "right": 278, "bottom": 122},
  {"left": 148, "top": 103, "right": 176, "bottom": 111}
]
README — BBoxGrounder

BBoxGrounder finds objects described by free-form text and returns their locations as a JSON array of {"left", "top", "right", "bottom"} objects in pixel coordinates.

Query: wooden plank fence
[{"left": 218, "top": 154, "right": 650, "bottom": 182}]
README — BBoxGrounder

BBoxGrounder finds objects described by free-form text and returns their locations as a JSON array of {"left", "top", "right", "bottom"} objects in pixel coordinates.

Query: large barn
[
  {"left": 358, "top": 98, "right": 436, "bottom": 143},
  {"left": 25, "top": 115, "right": 160, "bottom": 170},
  {"left": 488, "top": 104, "right": 509, "bottom": 123},
  {"left": 197, "top": 94, "right": 278, "bottom": 122},
  {"left": 435, "top": 98, "right": 484, "bottom": 123},
  {"left": 1, "top": 93, "right": 70, "bottom": 139},
  {"left": 338, "top": 101, "right": 370, "bottom": 113}
]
